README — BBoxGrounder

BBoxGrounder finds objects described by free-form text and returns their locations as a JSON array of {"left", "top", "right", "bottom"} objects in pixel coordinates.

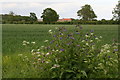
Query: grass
[
  {"left": 3, "top": 24, "right": 118, "bottom": 55},
  {"left": 2, "top": 24, "right": 118, "bottom": 78}
]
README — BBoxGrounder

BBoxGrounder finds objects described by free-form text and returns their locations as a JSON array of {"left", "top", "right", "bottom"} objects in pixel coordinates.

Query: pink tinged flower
[
  {"left": 41, "top": 60, "right": 45, "bottom": 63},
  {"left": 51, "top": 64, "right": 60, "bottom": 69}
]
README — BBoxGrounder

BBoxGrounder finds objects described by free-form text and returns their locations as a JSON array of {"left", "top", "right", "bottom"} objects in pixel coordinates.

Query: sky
[{"left": 0, "top": 0, "right": 118, "bottom": 20}]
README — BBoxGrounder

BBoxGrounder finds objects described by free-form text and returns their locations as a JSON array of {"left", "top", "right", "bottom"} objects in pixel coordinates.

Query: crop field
[
  {"left": 3, "top": 24, "right": 118, "bottom": 55},
  {"left": 2, "top": 24, "right": 118, "bottom": 78}
]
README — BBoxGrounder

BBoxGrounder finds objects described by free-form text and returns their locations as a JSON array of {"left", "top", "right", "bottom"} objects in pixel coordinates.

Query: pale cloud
[
  {"left": 0, "top": 0, "right": 118, "bottom": 20},
  {"left": 2, "top": 3, "right": 17, "bottom": 8}
]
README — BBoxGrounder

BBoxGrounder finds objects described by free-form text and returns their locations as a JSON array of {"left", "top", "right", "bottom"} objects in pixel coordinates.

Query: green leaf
[
  {"left": 76, "top": 73, "right": 82, "bottom": 78},
  {"left": 81, "top": 70, "right": 88, "bottom": 78},
  {"left": 65, "top": 70, "right": 74, "bottom": 73}
]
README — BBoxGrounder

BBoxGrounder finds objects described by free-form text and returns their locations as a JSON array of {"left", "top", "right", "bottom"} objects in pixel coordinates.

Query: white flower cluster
[
  {"left": 48, "top": 29, "right": 52, "bottom": 34},
  {"left": 44, "top": 40, "right": 48, "bottom": 42},
  {"left": 23, "top": 40, "right": 30, "bottom": 45},
  {"left": 18, "top": 54, "right": 23, "bottom": 56},
  {"left": 22, "top": 40, "right": 35, "bottom": 45},
  {"left": 51, "top": 64, "right": 60, "bottom": 69},
  {"left": 98, "top": 44, "right": 111, "bottom": 57}
]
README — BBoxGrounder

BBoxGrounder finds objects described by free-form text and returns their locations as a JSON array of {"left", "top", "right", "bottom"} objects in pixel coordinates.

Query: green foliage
[
  {"left": 77, "top": 4, "right": 97, "bottom": 21},
  {"left": 112, "top": 0, "right": 120, "bottom": 21},
  {"left": 21, "top": 26, "right": 118, "bottom": 78},
  {"left": 30, "top": 12, "right": 37, "bottom": 21},
  {"left": 2, "top": 14, "right": 31, "bottom": 23},
  {"left": 9, "top": 11, "right": 14, "bottom": 16},
  {"left": 41, "top": 8, "right": 59, "bottom": 24}
]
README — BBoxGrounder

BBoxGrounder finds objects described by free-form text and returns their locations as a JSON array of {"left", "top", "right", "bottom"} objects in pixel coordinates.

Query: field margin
[{"left": 0, "top": 4, "right": 2, "bottom": 79}]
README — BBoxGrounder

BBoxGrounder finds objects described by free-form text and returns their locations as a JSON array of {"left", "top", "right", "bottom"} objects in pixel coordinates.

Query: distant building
[
  {"left": 38, "top": 19, "right": 43, "bottom": 22},
  {"left": 58, "top": 18, "right": 73, "bottom": 22}
]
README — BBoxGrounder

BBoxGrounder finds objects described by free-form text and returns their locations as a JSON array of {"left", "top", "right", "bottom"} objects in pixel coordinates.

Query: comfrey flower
[
  {"left": 56, "top": 50, "right": 59, "bottom": 52},
  {"left": 76, "top": 32, "right": 80, "bottom": 34},
  {"left": 38, "top": 58, "right": 41, "bottom": 61},
  {"left": 46, "top": 52, "right": 50, "bottom": 56},
  {"left": 107, "top": 50, "right": 110, "bottom": 53},
  {"left": 77, "top": 45, "right": 80, "bottom": 47},
  {"left": 59, "top": 33, "right": 63, "bottom": 35},
  {"left": 108, "top": 56, "right": 111, "bottom": 58},
  {"left": 31, "top": 42, "right": 35, "bottom": 44},
  {"left": 70, "top": 37, "right": 75, "bottom": 40},
  {"left": 36, "top": 52, "right": 41, "bottom": 54},
  {"left": 22, "top": 40, "right": 29, "bottom": 45},
  {"left": 114, "top": 49, "right": 118, "bottom": 52},
  {"left": 82, "top": 40, "right": 85, "bottom": 42},
  {"left": 90, "top": 30, "right": 94, "bottom": 33},
  {"left": 50, "top": 40, "right": 55, "bottom": 44},
  {"left": 48, "top": 29, "right": 52, "bottom": 34},
  {"left": 41, "top": 46, "right": 44, "bottom": 48},
  {"left": 26, "top": 42, "right": 30, "bottom": 44},
  {"left": 90, "top": 40, "right": 93, "bottom": 42},
  {"left": 31, "top": 49, "right": 35, "bottom": 53},
  {"left": 95, "top": 37, "right": 99, "bottom": 40},
  {"left": 38, "top": 54, "right": 40, "bottom": 57},
  {"left": 91, "top": 33, "right": 94, "bottom": 35},
  {"left": 23, "top": 40, "right": 27, "bottom": 43},
  {"left": 86, "top": 43, "right": 89, "bottom": 46},
  {"left": 18, "top": 54, "right": 23, "bottom": 56},
  {"left": 55, "top": 27, "right": 58, "bottom": 29},
  {"left": 99, "top": 36, "right": 102, "bottom": 38},
  {"left": 23, "top": 44, "right": 26, "bottom": 46},
  {"left": 52, "top": 49, "right": 55, "bottom": 51},
  {"left": 44, "top": 40, "right": 48, "bottom": 42},
  {"left": 48, "top": 29, "right": 52, "bottom": 32},
  {"left": 85, "top": 35, "right": 89, "bottom": 38},
  {"left": 37, "top": 49, "right": 40, "bottom": 51},
  {"left": 53, "top": 35, "right": 56, "bottom": 37},
  {"left": 60, "top": 49, "right": 64, "bottom": 52},
  {"left": 60, "top": 37, "right": 62, "bottom": 40},
  {"left": 51, "top": 64, "right": 60, "bottom": 69}
]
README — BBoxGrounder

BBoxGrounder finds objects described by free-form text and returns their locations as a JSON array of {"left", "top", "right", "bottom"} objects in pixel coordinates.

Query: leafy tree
[
  {"left": 112, "top": 0, "right": 120, "bottom": 21},
  {"left": 30, "top": 12, "right": 37, "bottom": 21},
  {"left": 9, "top": 11, "right": 14, "bottom": 16},
  {"left": 41, "top": 8, "right": 59, "bottom": 24},
  {"left": 77, "top": 4, "right": 97, "bottom": 21}
]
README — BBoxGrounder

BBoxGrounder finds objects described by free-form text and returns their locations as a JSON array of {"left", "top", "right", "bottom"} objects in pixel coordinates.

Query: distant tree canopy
[
  {"left": 41, "top": 8, "right": 59, "bottom": 24},
  {"left": 77, "top": 4, "right": 97, "bottom": 21},
  {"left": 9, "top": 11, "right": 15, "bottom": 16},
  {"left": 30, "top": 12, "right": 37, "bottom": 21},
  {"left": 2, "top": 14, "right": 30, "bottom": 21},
  {"left": 112, "top": 0, "right": 120, "bottom": 21},
  {"left": 2, "top": 12, "right": 38, "bottom": 23}
]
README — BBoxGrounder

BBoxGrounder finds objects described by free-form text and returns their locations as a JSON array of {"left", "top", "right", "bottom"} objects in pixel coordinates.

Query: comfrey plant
[{"left": 23, "top": 25, "right": 118, "bottom": 78}]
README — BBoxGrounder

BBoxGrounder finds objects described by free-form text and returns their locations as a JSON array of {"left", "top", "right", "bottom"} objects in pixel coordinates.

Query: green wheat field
[{"left": 2, "top": 24, "right": 118, "bottom": 78}]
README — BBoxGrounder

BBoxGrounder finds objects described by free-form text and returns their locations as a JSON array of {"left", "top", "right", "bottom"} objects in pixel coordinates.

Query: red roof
[{"left": 63, "top": 18, "right": 72, "bottom": 20}]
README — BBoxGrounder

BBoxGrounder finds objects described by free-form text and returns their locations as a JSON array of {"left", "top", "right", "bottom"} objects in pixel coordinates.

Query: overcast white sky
[{"left": 0, "top": 0, "right": 118, "bottom": 20}]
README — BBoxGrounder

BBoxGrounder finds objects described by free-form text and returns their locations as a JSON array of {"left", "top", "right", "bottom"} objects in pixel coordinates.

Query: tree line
[{"left": 1, "top": 1, "right": 120, "bottom": 24}]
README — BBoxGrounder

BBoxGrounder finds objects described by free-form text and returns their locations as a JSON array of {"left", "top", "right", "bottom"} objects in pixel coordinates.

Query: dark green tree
[
  {"left": 77, "top": 4, "right": 97, "bottom": 21},
  {"left": 112, "top": 0, "right": 120, "bottom": 21},
  {"left": 41, "top": 8, "right": 59, "bottom": 24},
  {"left": 30, "top": 12, "right": 37, "bottom": 21}
]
